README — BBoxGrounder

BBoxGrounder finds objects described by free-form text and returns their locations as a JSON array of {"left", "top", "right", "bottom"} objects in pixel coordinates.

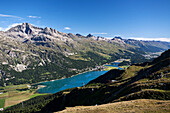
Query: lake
[
  {"left": 36, "top": 71, "right": 108, "bottom": 94},
  {"left": 104, "top": 62, "right": 123, "bottom": 70},
  {"left": 35, "top": 61, "right": 123, "bottom": 94}
]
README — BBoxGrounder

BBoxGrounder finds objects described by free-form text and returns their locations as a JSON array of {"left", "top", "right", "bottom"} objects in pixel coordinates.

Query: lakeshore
[{"left": 34, "top": 59, "right": 130, "bottom": 94}]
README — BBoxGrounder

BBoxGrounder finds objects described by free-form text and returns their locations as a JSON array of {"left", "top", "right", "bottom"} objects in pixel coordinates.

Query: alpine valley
[
  {"left": 0, "top": 23, "right": 170, "bottom": 86},
  {"left": 3, "top": 44, "right": 170, "bottom": 113}
]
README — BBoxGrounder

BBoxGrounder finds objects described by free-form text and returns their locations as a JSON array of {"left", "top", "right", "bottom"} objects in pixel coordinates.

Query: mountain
[
  {"left": 0, "top": 23, "right": 170, "bottom": 86},
  {"left": 4, "top": 49, "right": 170, "bottom": 113},
  {"left": 124, "top": 39, "right": 170, "bottom": 52}
]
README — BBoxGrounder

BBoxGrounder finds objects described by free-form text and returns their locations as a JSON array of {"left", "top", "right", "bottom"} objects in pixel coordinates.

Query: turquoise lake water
[
  {"left": 36, "top": 71, "right": 108, "bottom": 94},
  {"left": 35, "top": 62, "right": 122, "bottom": 94}
]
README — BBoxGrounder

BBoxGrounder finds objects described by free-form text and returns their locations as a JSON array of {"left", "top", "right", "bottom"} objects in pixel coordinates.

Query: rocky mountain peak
[
  {"left": 76, "top": 33, "right": 82, "bottom": 37},
  {"left": 50, "top": 28, "right": 54, "bottom": 32},
  {"left": 112, "top": 36, "right": 123, "bottom": 40},
  {"left": 96, "top": 36, "right": 105, "bottom": 41},
  {"left": 87, "top": 34, "right": 93, "bottom": 37},
  {"left": 22, "top": 22, "right": 32, "bottom": 26},
  {"left": 43, "top": 27, "right": 54, "bottom": 35},
  {"left": 24, "top": 23, "right": 33, "bottom": 35},
  {"left": 44, "top": 27, "right": 50, "bottom": 31},
  {"left": 54, "top": 29, "right": 58, "bottom": 33},
  {"left": 7, "top": 23, "right": 34, "bottom": 35}
]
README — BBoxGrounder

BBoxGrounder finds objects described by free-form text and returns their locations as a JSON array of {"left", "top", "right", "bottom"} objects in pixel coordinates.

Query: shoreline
[
  {"left": 31, "top": 63, "right": 109, "bottom": 86},
  {"left": 31, "top": 59, "right": 129, "bottom": 88},
  {"left": 33, "top": 69, "right": 108, "bottom": 92}
]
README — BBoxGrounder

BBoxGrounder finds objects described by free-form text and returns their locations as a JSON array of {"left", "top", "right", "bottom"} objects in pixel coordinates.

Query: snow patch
[
  {"left": 2, "top": 62, "right": 8, "bottom": 65},
  {"left": 10, "top": 64, "right": 27, "bottom": 72},
  {"left": 38, "top": 62, "right": 43, "bottom": 66}
]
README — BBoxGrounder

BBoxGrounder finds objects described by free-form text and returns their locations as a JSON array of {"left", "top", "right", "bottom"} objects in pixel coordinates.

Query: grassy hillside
[{"left": 57, "top": 99, "right": 170, "bottom": 113}]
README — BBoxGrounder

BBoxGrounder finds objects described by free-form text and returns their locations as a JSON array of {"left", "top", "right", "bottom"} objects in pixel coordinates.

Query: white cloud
[
  {"left": 0, "top": 14, "right": 20, "bottom": 18},
  {"left": 27, "top": 16, "right": 41, "bottom": 19},
  {"left": 129, "top": 37, "right": 170, "bottom": 42},
  {"left": 64, "top": 27, "right": 71, "bottom": 30},
  {"left": 0, "top": 23, "right": 22, "bottom": 31},
  {"left": 92, "top": 33, "right": 108, "bottom": 35},
  {"left": 0, "top": 27, "right": 3, "bottom": 31}
]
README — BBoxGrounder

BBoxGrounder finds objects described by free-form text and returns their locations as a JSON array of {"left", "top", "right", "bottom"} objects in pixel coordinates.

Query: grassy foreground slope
[
  {"left": 3, "top": 49, "right": 170, "bottom": 113},
  {"left": 57, "top": 99, "right": 170, "bottom": 113}
]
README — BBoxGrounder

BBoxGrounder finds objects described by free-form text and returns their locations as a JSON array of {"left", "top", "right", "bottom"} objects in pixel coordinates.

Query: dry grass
[
  {"left": 0, "top": 84, "right": 48, "bottom": 108},
  {"left": 104, "top": 66, "right": 118, "bottom": 71},
  {"left": 4, "top": 90, "right": 33, "bottom": 107},
  {"left": 56, "top": 99, "right": 170, "bottom": 113}
]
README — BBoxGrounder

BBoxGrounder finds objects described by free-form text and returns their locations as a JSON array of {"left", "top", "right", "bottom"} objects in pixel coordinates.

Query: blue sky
[{"left": 0, "top": 0, "right": 170, "bottom": 41}]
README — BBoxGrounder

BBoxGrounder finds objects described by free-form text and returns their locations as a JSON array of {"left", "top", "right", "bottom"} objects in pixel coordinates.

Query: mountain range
[{"left": 0, "top": 23, "right": 170, "bottom": 86}]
